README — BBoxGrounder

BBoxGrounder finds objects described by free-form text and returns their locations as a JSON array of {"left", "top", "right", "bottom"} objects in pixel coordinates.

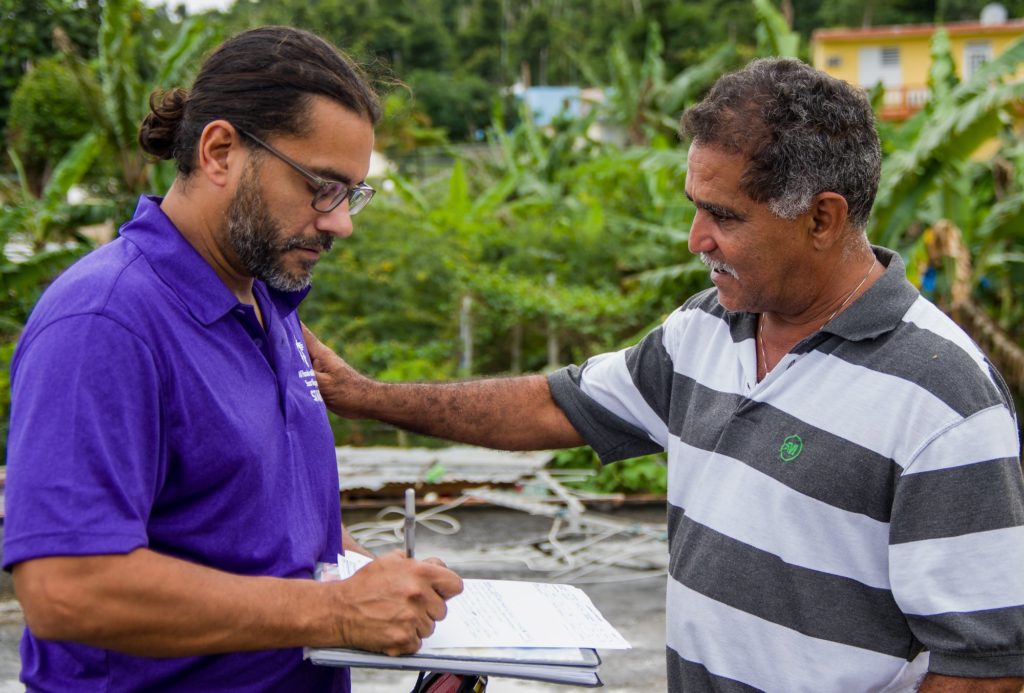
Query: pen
[{"left": 404, "top": 487, "right": 416, "bottom": 559}]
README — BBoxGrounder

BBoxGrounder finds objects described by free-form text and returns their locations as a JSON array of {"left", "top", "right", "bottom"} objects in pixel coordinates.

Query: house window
[
  {"left": 827, "top": 55, "right": 842, "bottom": 68},
  {"left": 965, "top": 41, "right": 994, "bottom": 79},
  {"left": 880, "top": 47, "right": 900, "bottom": 67}
]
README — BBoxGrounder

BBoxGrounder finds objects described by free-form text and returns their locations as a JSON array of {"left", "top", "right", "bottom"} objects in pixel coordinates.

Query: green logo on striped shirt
[{"left": 779, "top": 435, "right": 804, "bottom": 462}]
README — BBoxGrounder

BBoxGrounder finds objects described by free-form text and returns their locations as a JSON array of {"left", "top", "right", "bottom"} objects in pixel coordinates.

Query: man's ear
[
  {"left": 195, "top": 120, "right": 244, "bottom": 188},
  {"left": 807, "top": 192, "right": 849, "bottom": 251}
]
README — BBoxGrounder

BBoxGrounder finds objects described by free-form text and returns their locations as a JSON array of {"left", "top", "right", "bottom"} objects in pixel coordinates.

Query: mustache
[
  {"left": 280, "top": 232, "right": 334, "bottom": 254},
  {"left": 700, "top": 253, "right": 737, "bottom": 277}
]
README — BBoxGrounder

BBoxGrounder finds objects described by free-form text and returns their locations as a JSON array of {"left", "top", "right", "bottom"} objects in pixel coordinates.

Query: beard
[{"left": 225, "top": 163, "right": 335, "bottom": 292}]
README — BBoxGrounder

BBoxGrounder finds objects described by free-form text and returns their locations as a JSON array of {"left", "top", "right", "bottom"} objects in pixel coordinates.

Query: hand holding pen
[{"left": 327, "top": 487, "right": 462, "bottom": 655}]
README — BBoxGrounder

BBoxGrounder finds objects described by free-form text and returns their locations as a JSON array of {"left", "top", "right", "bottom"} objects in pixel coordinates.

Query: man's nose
[
  {"left": 687, "top": 210, "right": 715, "bottom": 255},
  {"left": 315, "top": 202, "right": 354, "bottom": 239}
]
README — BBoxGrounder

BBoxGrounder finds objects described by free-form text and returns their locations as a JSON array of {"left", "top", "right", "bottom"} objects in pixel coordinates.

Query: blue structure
[{"left": 521, "top": 86, "right": 582, "bottom": 125}]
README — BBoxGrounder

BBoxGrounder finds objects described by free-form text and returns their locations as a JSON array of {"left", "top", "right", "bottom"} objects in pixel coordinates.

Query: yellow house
[{"left": 812, "top": 12, "right": 1024, "bottom": 120}]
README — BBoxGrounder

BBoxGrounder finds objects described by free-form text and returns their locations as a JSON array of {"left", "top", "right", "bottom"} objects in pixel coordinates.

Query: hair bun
[{"left": 138, "top": 88, "right": 189, "bottom": 160}]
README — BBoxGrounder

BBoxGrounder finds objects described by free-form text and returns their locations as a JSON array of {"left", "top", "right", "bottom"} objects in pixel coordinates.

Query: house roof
[{"left": 813, "top": 19, "right": 1024, "bottom": 42}]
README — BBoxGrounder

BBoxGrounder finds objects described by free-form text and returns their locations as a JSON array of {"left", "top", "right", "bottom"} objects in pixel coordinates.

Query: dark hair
[
  {"left": 681, "top": 57, "right": 881, "bottom": 230},
  {"left": 139, "top": 26, "right": 382, "bottom": 176}
]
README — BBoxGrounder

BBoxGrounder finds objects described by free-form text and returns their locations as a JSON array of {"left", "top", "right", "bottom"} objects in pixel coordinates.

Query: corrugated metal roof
[{"left": 336, "top": 446, "right": 553, "bottom": 493}]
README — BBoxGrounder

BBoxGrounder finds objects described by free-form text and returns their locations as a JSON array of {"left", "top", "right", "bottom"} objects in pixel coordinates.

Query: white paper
[
  {"left": 423, "top": 579, "right": 630, "bottom": 649},
  {"left": 334, "top": 554, "right": 630, "bottom": 650},
  {"left": 336, "top": 552, "right": 374, "bottom": 579}
]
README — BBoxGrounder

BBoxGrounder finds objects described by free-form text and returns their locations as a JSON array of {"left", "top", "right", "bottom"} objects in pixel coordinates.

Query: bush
[
  {"left": 549, "top": 447, "right": 668, "bottom": 495},
  {"left": 5, "top": 58, "right": 93, "bottom": 195},
  {"left": 407, "top": 70, "right": 497, "bottom": 141}
]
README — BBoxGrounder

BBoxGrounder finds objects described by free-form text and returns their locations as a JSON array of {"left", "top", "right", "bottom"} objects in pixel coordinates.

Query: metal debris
[{"left": 347, "top": 469, "right": 668, "bottom": 584}]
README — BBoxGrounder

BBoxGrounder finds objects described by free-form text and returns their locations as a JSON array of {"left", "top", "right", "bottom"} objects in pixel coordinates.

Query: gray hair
[{"left": 680, "top": 57, "right": 881, "bottom": 230}]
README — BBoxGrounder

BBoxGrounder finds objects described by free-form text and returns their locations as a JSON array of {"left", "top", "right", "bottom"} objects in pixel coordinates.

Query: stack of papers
[
  {"left": 308, "top": 645, "right": 603, "bottom": 686},
  {"left": 306, "top": 553, "right": 630, "bottom": 686}
]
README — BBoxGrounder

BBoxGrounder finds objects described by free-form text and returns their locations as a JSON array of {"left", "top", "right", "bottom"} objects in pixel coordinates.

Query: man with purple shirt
[{"left": 3, "top": 26, "right": 462, "bottom": 691}]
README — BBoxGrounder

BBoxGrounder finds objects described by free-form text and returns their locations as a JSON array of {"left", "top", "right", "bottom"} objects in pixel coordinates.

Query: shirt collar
[
  {"left": 119, "top": 195, "right": 311, "bottom": 325},
  {"left": 820, "top": 246, "right": 920, "bottom": 341}
]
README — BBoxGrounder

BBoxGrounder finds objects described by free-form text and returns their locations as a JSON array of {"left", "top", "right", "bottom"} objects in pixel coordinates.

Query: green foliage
[
  {"left": 866, "top": 27, "right": 1024, "bottom": 395},
  {"left": 375, "top": 89, "right": 449, "bottom": 158},
  {"left": 58, "top": 0, "right": 220, "bottom": 212},
  {"left": 0, "top": 0, "right": 103, "bottom": 128},
  {"left": 5, "top": 58, "right": 93, "bottom": 195},
  {"left": 0, "top": 341, "right": 14, "bottom": 464},
  {"left": 753, "top": 0, "right": 801, "bottom": 58},
  {"left": 871, "top": 34, "right": 1024, "bottom": 248},
  {"left": 0, "top": 135, "right": 107, "bottom": 332},
  {"left": 549, "top": 447, "right": 668, "bottom": 495},
  {"left": 405, "top": 71, "right": 497, "bottom": 142},
  {"left": 219, "top": 0, "right": 789, "bottom": 144}
]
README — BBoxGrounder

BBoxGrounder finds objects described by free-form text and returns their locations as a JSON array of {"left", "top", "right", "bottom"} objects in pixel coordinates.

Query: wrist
[
  {"left": 298, "top": 579, "right": 350, "bottom": 648},
  {"left": 318, "top": 365, "right": 377, "bottom": 419}
]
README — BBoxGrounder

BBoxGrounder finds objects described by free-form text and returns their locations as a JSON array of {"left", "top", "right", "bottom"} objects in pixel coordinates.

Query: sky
[{"left": 149, "top": 0, "right": 235, "bottom": 14}]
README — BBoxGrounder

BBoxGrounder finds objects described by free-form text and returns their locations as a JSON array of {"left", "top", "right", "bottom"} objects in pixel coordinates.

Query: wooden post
[
  {"left": 511, "top": 322, "right": 523, "bottom": 373},
  {"left": 546, "top": 273, "right": 559, "bottom": 369},
  {"left": 459, "top": 294, "right": 473, "bottom": 376}
]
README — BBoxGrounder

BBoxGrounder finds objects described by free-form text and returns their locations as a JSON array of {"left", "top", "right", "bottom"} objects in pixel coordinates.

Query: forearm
[
  {"left": 15, "top": 547, "right": 462, "bottom": 658},
  {"left": 334, "top": 374, "right": 583, "bottom": 450},
  {"left": 14, "top": 548, "right": 339, "bottom": 657},
  {"left": 303, "top": 324, "right": 583, "bottom": 450},
  {"left": 918, "top": 673, "right": 1024, "bottom": 692}
]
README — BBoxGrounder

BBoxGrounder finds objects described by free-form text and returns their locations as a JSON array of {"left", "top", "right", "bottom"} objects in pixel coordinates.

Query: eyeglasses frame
[{"left": 234, "top": 126, "right": 375, "bottom": 215}]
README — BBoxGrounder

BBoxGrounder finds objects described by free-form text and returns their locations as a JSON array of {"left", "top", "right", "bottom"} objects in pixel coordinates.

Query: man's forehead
[
  {"left": 684, "top": 143, "right": 761, "bottom": 218},
  {"left": 685, "top": 145, "right": 747, "bottom": 191}
]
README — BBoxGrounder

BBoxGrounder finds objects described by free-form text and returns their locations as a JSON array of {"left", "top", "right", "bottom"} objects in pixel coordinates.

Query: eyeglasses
[{"left": 236, "top": 127, "right": 375, "bottom": 215}]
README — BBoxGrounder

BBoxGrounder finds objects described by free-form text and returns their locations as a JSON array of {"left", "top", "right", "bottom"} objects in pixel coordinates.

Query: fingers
[
  {"left": 300, "top": 322, "right": 330, "bottom": 365},
  {"left": 299, "top": 322, "right": 319, "bottom": 350},
  {"left": 332, "top": 553, "right": 462, "bottom": 655},
  {"left": 430, "top": 568, "right": 464, "bottom": 600},
  {"left": 394, "top": 554, "right": 463, "bottom": 601}
]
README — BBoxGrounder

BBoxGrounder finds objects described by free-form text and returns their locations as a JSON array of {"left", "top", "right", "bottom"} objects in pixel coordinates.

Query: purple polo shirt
[{"left": 4, "top": 196, "right": 348, "bottom": 691}]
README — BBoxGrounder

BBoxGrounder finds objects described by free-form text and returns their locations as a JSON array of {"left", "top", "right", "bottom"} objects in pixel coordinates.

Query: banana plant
[
  {"left": 58, "top": 0, "right": 219, "bottom": 209},
  {"left": 572, "top": 23, "right": 737, "bottom": 147},
  {"left": 753, "top": 0, "right": 801, "bottom": 59},
  {"left": 871, "top": 32, "right": 1024, "bottom": 249},
  {"left": 868, "top": 29, "right": 1024, "bottom": 411},
  {"left": 0, "top": 135, "right": 113, "bottom": 336}
]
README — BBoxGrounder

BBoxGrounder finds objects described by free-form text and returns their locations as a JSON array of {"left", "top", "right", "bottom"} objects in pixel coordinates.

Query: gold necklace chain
[{"left": 758, "top": 257, "right": 876, "bottom": 380}]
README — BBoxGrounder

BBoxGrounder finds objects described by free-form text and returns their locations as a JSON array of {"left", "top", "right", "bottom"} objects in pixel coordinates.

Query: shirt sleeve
[
  {"left": 547, "top": 322, "right": 675, "bottom": 464},
  {"left": 888, "top": 404, "right": 1024, "bottom": 677},
  {"left": 3, "top": 314, "right": 164, "bottom": 569}
]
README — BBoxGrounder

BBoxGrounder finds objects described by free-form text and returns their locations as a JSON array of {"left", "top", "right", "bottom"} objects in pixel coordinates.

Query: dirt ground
[{"left": 0, "top": 504, "right": 669, "bottom": 692}]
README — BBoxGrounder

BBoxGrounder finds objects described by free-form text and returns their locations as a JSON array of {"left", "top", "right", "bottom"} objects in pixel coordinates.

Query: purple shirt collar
[{"left": 119, "top": 195, "right": 311, "bottom": 325}]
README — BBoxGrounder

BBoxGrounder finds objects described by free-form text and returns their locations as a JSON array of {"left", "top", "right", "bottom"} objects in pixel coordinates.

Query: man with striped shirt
[{"left": 306, "top": 58, "right": 1024, "bottom": 691}]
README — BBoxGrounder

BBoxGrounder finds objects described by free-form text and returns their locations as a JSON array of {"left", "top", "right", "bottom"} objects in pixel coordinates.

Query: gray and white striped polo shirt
[{"left": 549, "top": 247, "right": 1023, "bottom": 692}]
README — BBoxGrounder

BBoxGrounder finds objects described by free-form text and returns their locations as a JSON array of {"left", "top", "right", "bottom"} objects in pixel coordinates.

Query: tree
[
  {"left": 0, "top": 0, "right": 102, "bottom": 129},
  {"left": 405, "top": 70, "right": 497, "bottom": 141},
  {"left": 5, "top": 57, "right": 93, "bottom": 195},
  {"left": 870, "top": 30, "right": 1024, "bottom": 411},
  {"left": 57, "top": 0, "right": 220, "bottom": 214}
]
